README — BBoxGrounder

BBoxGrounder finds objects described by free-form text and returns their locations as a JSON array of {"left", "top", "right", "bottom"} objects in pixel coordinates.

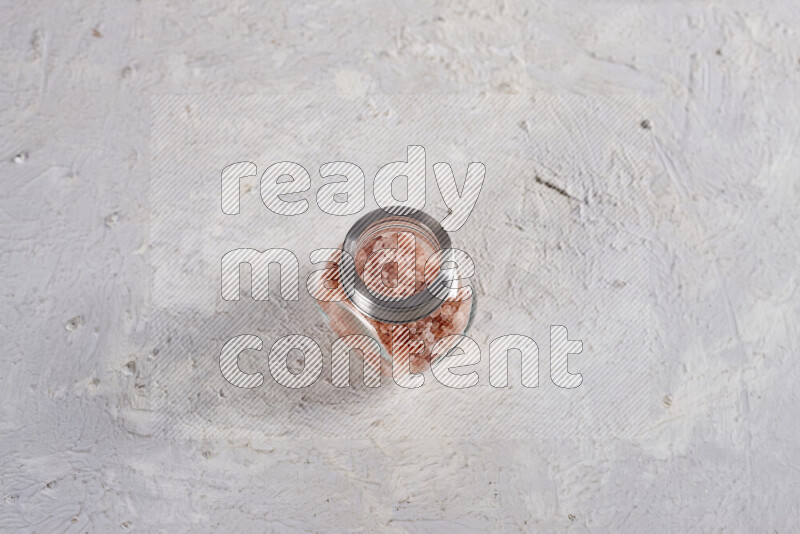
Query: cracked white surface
[{"left": 1, "top": 1, "right": 799, "bottom": 532}]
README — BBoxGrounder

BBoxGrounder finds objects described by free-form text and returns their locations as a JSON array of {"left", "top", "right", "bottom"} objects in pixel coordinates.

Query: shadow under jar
[{"left": 314, "top": 208, "right": 476, "bottom": 379}]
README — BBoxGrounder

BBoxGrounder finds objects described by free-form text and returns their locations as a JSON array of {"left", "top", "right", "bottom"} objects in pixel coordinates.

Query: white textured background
[{"left": 1, "top": 1, "right": 799, "bottom": 532}]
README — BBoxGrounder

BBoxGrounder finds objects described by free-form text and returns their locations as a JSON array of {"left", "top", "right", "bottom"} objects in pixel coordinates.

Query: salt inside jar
[{"left": 314, "top": 208, "right": 476, "bottom": 381}]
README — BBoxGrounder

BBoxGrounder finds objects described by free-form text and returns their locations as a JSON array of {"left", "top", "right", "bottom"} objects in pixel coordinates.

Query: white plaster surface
[{"left": 1, "top": 1, "right": 799, "bottom": 532}]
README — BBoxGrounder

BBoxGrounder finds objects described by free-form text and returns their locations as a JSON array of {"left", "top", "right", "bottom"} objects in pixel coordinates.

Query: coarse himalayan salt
[{"left": 315, "top": 229, "right": 472, "bottom": 378}]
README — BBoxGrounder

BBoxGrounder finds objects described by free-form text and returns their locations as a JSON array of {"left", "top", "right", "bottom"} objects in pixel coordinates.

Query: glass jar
[{"left": 313, "top": 208, "right": 476, "bottom": 382}]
